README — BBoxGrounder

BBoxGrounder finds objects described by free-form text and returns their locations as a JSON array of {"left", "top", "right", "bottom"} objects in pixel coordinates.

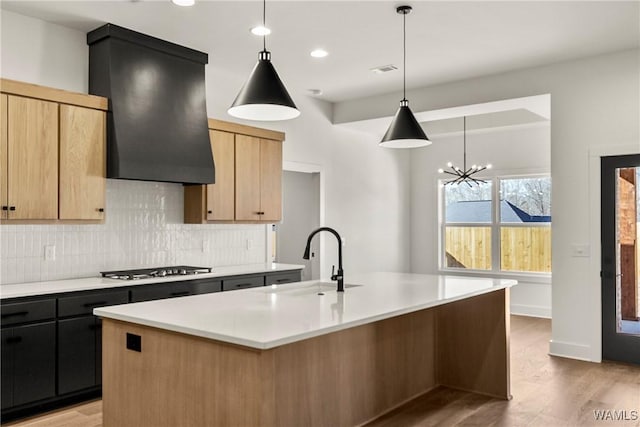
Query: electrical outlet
[
  {"left": 246, "top": 239, "right": 253, "bottom": 250},
  {"left": 44, "top": 245, "right": 56, "bottom": 261},
  {"left": 202, "top": 240, "right": 209, "bottom": 253}
]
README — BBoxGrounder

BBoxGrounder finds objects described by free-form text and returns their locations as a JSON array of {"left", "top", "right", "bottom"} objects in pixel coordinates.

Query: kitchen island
[{"left": 95, "top": 272, "right": 516, "bottom": 427}]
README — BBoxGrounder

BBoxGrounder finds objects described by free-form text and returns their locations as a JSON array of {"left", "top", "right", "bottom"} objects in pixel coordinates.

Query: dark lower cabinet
[
  {"left": 2, "top": 322, "right": 56, "bottom": 409},
  {"left": 58, "top": 317, "right": 99, "bottom": 394}
]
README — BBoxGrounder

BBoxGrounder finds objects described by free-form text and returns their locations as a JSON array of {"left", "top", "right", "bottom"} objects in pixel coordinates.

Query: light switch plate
[{"left": 44, "top": 245, "right": 56, "bottom": 261}]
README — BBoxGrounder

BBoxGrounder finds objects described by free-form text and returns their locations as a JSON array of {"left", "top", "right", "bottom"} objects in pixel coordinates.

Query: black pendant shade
[
  {"left": 380, "top": 5, "right": 430, "bottom": 149},
  {"left": 380, "top": 99, "right": 431, "bottom": 148},
  {"left": 228, "top": 51, "right": 299, "bottom": 121}
]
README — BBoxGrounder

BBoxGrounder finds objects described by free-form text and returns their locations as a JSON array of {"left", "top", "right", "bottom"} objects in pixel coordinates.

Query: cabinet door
[
  {"left": 206, "top": 130, "right": 235, "bottom": 221},
  {"left": 58, "top": 317, "right": 97, "bottom": 394},
  {"left": 59, "top": 105, "right": 106, "bottom": 220},
  {"left": 7, "top": 95, "right": 58, "bottom": 220},
  {"left": 1, "top": 94, "right": 7, "bottom": 220},
  {"left": 1, "top": 329, "right": 13, "bottom": 409},
  {"left": 12, "top": 322, "right": 56, "bottom": 406},
  {"left": 235, "top": 134, "right": 261, "bottom": 221},
  {"left": 259, "top": 139, "right": 282, "bottom": 222},
  {"left": 7, "top": 95, "right": 58, "bottom": 219}
]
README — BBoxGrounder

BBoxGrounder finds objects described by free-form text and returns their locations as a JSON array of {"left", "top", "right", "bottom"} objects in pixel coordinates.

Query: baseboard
[
  {"left": 510, "top": 303, "right": 551, "bottom": 319},
  {"left": 548, "top": 339, "right": 594, "bottom": 362}
]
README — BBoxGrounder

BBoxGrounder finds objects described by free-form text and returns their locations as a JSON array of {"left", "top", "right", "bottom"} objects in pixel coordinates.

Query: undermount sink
[{"left": 258, "top": 282, "right": 362, "bottom": 296}]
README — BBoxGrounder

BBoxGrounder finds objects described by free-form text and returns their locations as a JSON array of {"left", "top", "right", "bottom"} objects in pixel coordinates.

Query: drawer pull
[
  {"left": 1, "top": 311, "right": 28, "bottom": 319},
  {"left": 1, "top": 206, "right": 7, "bottom": 211},
  {"left": 83, "top": 301, "right": 108, "bottom": 308},
  {"left": 170, "top": 291, "right": 190, "bottom": 297},
  {"left": 275, "top": 278, "right": 291, "bottom": 283},
  {"left": 9, "top": 206, "right": 16, "bottom": 211},
  {"left": 234, "top": 283, "right": 255, "bottom": 288},
  {"left": 6, "top": 336, "right": 22, "bottom": 344},
  {"left": 207, "top": 210, "right": 213, "bottom": 214},
  {"left": 97, "top": 208, "right": 105, "bottom": 213}
]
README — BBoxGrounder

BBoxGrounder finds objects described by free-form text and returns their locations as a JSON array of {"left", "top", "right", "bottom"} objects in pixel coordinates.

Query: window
[{"left": 441, "top": 175, "right": 551, "bottom": 275}]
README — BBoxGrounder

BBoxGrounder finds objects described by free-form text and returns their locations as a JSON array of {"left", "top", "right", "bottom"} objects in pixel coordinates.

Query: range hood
[{"left": 87, "top": 24, "right": 214, "bottom": 184}]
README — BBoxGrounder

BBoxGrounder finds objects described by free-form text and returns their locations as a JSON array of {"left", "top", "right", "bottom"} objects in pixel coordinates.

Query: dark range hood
[{"left": 87, "top": 24, "right": 215, "bottom": 184}]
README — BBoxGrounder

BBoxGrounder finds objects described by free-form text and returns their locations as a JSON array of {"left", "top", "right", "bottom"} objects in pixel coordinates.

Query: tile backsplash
[{"left": 0, "top": 180, "right": 267, "bottom": 285}]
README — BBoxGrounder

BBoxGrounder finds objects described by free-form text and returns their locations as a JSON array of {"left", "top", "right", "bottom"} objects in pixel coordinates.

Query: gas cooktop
[{"left": 101, "top": 266, "right": 212, "bottom": 281}]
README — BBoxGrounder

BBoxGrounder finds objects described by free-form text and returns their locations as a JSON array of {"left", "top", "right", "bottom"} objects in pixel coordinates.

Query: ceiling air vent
[{"left": 370, "top": 64, "right": 398, "bottom": 74}]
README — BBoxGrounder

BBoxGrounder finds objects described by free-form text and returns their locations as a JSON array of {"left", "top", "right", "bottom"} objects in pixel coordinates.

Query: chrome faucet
[{"left": 303, "top": 227, "right": 344, "bottom": 292}]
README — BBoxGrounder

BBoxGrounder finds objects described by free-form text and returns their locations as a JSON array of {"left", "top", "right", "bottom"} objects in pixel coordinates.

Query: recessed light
[
  {"left": 307, "top": 89, "right": 323, "bottom": 96},
  {"left": 172, "top": 0, "right": 195, "bottom": 6},
  {"left": 251, "top": 26, "right": 271, "bottom": 36},
  {"left": 370, "top": 64, "right": 398, "bottom": 74},
  {"left": 310, "top": 49, "right": 328, "bottom": 58}
]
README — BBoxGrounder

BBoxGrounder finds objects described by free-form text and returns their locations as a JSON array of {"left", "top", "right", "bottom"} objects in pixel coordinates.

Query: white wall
[
  {"left": 411, "top": 123, "right": 552, "bottom": 318},
  {"left": 0, "top": 11, "right": 412, "bottom": 284},
  {"left": 335, "top": 49, "right": 640, "bottom": 361}
]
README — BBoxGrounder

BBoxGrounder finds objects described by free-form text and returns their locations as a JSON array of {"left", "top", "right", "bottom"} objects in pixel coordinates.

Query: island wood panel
[
  {"left": 1, "top": 94, "right": 7, "bottom": 220},
  {"left": 235, "top": 134, "right": 261, "bottom": 221},
  {"left": 259, "top": 138, "right": 282, "bottom": 222},
  {"left": 7, "top": 95, "right": 58, "bottom": 220},
  {"left": 102, "top": 320, "right": 276, "bottom": 427},
  {"left": 206, "top": 129, "right": 235, "bottom": 221},
  {"left": 436, "top": 288, "right": 511, "bottom": 400},
  {"left": 59, "top": 105, "right": 106, "bottom": 221},
  {"left": 101, "top": 290, "right": 510, "bottom": 427}
]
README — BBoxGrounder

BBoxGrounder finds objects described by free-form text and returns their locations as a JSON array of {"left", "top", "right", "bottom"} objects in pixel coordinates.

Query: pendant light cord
[
  {"left": 263, "top": 0, "right": 266, "bottom": 52},
  {"left": 463, "top": 117, "right": 467, "bottom": 170},
  {"left": 403, "top": 10, "right": 406, "bottom": 101}
]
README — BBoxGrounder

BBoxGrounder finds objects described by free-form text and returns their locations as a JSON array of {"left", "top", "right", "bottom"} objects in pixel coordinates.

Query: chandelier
[{"left": 438, "top": 116, "right": 492, "bottom": 186}]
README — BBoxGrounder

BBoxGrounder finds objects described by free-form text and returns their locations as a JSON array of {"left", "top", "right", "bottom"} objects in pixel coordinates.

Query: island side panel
[
  {"left": 435, "top": 288, "right": 511, "bottom": 399},
  {"left": 272, "top": 309, "right": 437, "bottom": 427},
  {"left": 101, "top": 319, "right": 276, "bottom": 427}
]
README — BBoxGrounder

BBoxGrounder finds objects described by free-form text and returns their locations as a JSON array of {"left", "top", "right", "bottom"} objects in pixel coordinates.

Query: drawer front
[
  {"left": 190, "top": 279, "right": 222, "bottom": 295},
  {"left": 1, "top": 299, "right": 56, "bottom": 326},
  {"left": 130, "top": 283, "right": 176, "bottom": 303},
  {"left": 58, "top": 290, "right": 129, "bottom": 318},
  {"left": 222, "top": 275, "right": 265, "bottom": 291},
  {"left": 265, "top": 271, "right": 302, "bottom": 286}
]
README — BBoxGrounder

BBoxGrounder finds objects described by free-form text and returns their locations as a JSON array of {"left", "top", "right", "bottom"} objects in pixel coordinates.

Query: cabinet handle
[
  {"left": 256, "top": 211, "right": 265, "bottom": 215},
  {"left": 233, "top": 283, "right": 255, "bottom": 289},
  {"left": 1, "top": 311, "right": 28, "bottom": 319},
  {"left": 97, "top": 208, "right": 105, "bottom": 212},
  {"left": 9, "top": 206, "right": 15, "bottom": 211},
  {"left": 275, "top": 279, "right": 291, "bottom": 283},
  {"left": 1, "top": 206, "right": 7, "bottom": 211},
  {"left": 207, "top": 210, "right": 213, "bottom": 214},
  {"left": 170, "top": 291, "right": 190, "bottom": 297},
  {"left": 6, "top": 336, "right": 22, "bottom": 344}
]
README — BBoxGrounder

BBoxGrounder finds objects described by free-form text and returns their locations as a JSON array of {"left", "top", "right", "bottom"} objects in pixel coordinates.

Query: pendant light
[
  {"left": 380, "top": 5, "right": 430, "bottom": 149},
  {"left": 438, "top": 116, "right": 492, "bottom": 187},
  {"left": 228, "top": 0, "right": 300, "bottom": 121}
]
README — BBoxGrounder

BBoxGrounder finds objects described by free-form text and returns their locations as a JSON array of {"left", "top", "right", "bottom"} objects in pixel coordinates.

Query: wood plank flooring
[{"left": 4, "top": 316, "right": 639, "bottom": 427}]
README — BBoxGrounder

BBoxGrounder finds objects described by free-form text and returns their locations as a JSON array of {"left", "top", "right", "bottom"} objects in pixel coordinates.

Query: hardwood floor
[{"left": 4, "top": 316, "right": 639, "bottom": 427}]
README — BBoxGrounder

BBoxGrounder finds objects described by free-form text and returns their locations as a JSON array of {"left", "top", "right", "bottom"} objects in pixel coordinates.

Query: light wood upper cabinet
[
  {"left": 184, "top": 119, "right": 284, "bottom": 224},
  {"left": 59, "top": 105, "right": 106, "bottom": 220},
  {"left": 235, "top": 134, "right": 263, "bottom": 221},
  {"left": 258, "top": 138, "right": 282, "bottom": 222},
  {"left": 7, "top": 95, "right": 59, "bottom": 220},
  {"left": 0, "top": 78, "right": 108, "bottom": 223},
  {"left": 1, "top": 94, "right": 7, "bottom": 220},
  {"left": 206, "top": 130, "right": 235, "bottom": 221}
]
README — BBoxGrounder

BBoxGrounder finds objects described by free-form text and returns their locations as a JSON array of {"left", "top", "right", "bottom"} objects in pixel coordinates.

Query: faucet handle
[{"left": 331, "top": 265, "right": 337, "bottom": 281}]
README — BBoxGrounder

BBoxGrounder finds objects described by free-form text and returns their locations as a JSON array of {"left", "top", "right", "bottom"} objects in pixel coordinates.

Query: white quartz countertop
[
  {"left": 0, "top": 263, "right": 304, "bottom": 299},
  {"left": 94, "top": 272, "right": 516, "bottom": 350}
]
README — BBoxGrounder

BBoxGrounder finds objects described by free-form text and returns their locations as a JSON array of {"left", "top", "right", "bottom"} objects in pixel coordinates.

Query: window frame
[{"left": 438, "top": 172, "right": 552, "bottom": 283}]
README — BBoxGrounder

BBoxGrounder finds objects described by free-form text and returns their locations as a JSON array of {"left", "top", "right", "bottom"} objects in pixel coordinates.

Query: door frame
[
  {"left": 266, "top": 161, "right": 326, "bottom": 279},
  {"left": 601, "top": 153, "right": 640, "bottom": 364}
]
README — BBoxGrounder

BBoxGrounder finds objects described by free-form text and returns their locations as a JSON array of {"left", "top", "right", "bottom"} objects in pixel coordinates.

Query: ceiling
[{"left": 1, "top": 1, "right": 639, "bottom": 103}]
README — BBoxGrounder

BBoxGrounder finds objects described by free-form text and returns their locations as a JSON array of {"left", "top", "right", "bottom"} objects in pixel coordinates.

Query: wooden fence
[{"left": 445, "top": 226, "right": 552, "bottom": 273}]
